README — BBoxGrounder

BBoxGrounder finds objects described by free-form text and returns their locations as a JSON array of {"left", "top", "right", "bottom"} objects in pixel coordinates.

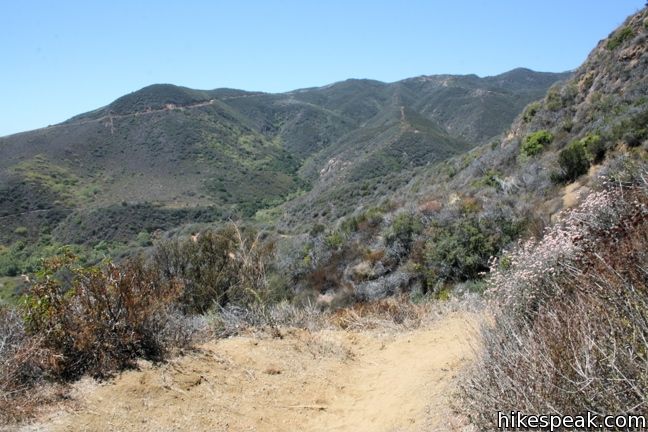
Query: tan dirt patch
[{"left": 23, "top": 312, "right": 476, "bottom": 432}]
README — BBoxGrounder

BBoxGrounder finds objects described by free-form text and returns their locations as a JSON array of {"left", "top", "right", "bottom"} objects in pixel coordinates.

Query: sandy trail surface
[{"left": 24, "top": 311, "right": 476, "bottom": 432}]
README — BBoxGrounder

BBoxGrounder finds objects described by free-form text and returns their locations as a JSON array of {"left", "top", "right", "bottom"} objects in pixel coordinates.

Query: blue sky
[{"left": 0, "top": 1, "right": 643, "bottom": 137}]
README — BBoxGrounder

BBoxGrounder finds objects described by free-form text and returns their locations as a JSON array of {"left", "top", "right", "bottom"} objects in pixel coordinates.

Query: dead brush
[
  {"left": 0, "top": 306, "right": 62, "bottom": 424},
  {"left": 0, "top": 251, "right": 201, "bottom": 424},
  {"left": 22, "top": 253, "right": 186, "bottom": 380}
]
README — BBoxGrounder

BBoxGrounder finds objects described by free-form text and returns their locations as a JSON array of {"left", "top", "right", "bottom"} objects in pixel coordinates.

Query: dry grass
[
  {"left": 329, "top": 294, "right": 479, "bottom": 331},
  {"left": 209, "top": 293, "right": 483, "bottom": 338}
]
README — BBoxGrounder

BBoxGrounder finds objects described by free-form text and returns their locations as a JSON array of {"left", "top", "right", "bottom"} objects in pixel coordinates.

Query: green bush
[
  {"left": 0, "top": 238, "right": 125, "bottom": 279},
  {"left": 522, "top": 102, "right": 541, "bottom": 123},
  {"left": 609, "top": 109, "right": 648, "bottom": 148},
  {"left": 580, "top": 134, "right": 606, "bottom": 163},
  {"left": 606, "top": 26, "right": 634, "bottom": 50},
  {"left": 361, "top": 207, "right": 385, "bottom": 228},
  {"left": 474, "top": 169, "right": 501, "bottom": 188},
  {"left": 0, "top": 252, "right": 20, "bottom": 277},
  {"left": 0, "top": 241, "right": 53, "bottom": 277},
  {"left": 386, "top": 213, "right": 422, "bottom": 253},
  {"left": 151, "top": 225, "right": 277, "bottom": 313},
  {"left": 557, "top": 140, "right": 590, "bottom": 182},
  {"left": 545, "top": 87, "right": 563, "bottom": 111},
  {"left": 136, "top": 231, "right": 152, "bottom": 247},
  {"left": 423, "top": 214, "right": 522, "bottom": 289},
  {"left": 324, "top": 230, "right": 344, "bottom": 250},
  {"left": 623, "top": 130, "right": 644, "bottom": 148},
  {"left": 13, "top": 227, "right": 28, "bottom": 237},
  {"left": 561, "top": 119, "right": 574, "bottom": 132},
  {"left": 340, "top": 217, "right": 359, "bottom": 234},
  {"left": 521, "top": 130, "right": 553, "bottom": 157},
  {"left": 309, "top": 224, "right": 326, "bottom": 236},
  {"left": 339, "top": 207, "right": 385, "bottom": 235}
]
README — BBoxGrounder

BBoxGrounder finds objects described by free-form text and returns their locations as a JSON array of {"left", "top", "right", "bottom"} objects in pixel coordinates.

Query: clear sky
[{"left": 0, "top": 1, "right": 643, "bottom": 137}]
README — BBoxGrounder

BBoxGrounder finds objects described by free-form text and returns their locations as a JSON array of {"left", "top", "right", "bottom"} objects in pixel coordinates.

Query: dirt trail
[{"left": 28, "top": 311, "right": 476, "bottom": 432}]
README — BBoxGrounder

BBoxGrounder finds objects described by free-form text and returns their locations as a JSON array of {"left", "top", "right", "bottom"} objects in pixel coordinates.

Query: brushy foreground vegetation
[
  {"left": 0, "top": 223, "right": 282, "bottom": 423},
  {"left": 2, "top": 218, "right": 467, "bottom": 424},
  {"left": 459, "top": 165, "right": 648, "bottom": 429}
]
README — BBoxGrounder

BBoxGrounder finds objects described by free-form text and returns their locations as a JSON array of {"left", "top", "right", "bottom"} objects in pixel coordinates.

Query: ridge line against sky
[{"left": 0, "top": 0, "right": 643, "bottom": 137}]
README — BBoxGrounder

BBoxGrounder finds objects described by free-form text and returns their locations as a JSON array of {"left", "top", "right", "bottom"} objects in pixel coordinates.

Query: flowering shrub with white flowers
[
  {"left": 486, "top": 184, "right": 644, "bottom": 321},
  {"left": 460, "top": 165, "right": 648, "bottom": 430}
]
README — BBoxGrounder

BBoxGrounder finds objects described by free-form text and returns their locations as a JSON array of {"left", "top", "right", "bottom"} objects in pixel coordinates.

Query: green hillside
[
  {"left": 287, "top": 5, "right": 648, "bottom": 305},
  {"left": 0, "top": 68, "right": 567, "bottom": 282}
]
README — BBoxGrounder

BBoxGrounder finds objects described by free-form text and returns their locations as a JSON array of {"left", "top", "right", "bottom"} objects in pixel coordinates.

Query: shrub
[
  {"left": 623, "top": 130, "right": 644, "bottom": 147},
  {"left": 14, "top": 227, "right": 28, "bottom": 236},
  {"left": 152, "top": 233, "right": 231, "bottom": 313},
  {"left": 522, "top": 102, "right": 541, "bottom": 123},
  {"left": 0, "top": 305, "right": 50, "bottom": 423},
  {"left": 521, "top": 130, "right": 553, "bottom": 157},
  {"left": 606, "top": 26, "right": 634, "bottom": 50},
  {"left": 309, "top": 223, "right": 326, "bottom": 236},
  {"left": 460, "top": 174, "right": 648, "bottom": 429},
  {"left": 561, "top": 119, "right": 573, "bottom": 132},
  {"left": 545, "top": 87, "right": 562, "bottom": 111},
  {"left": 151, "top": 224, "right": 277, "bottom": 313},
  {"left": 386, "top": 212, "right": 422, "bottom": 255},
  {"left": 580, "top": 133, "right": 606, "bottom": 163},
  {"left": 474, "top": 169, "right": 500, "bottom": 188},
  {"left": 0, "top": 252, "right": 20, "bottom": 277},
  {"left": 339, "top": 217, "right": 359, "bottom": 234},
  {"left": 324, "top": 230, "right": 344, "bottom": 250},
  {"left": 423, "top": 213, "right": 522, "bottom": 289},
  {"left": 136, "top": 230, "right": 152, "bottom": 246},
  {"left": 556, "top": 140, "right": 590, "bottom": 182},
  {"left": 612, "top": 109, "right": 648, "bottom": 146},
  {"left": 22, "top": 252, "right": 185, "bottom": 379},
  {"left": 338, "top": 208, "right": 384, "bottom": 236}
]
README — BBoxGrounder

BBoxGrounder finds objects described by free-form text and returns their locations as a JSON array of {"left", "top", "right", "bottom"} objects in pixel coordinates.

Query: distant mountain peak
[
  {"left": 0, "top": 65, "right": 568, "bottom": 244},
  {"left": 106, "top": 84, "right": 213, "bottom": 115}
]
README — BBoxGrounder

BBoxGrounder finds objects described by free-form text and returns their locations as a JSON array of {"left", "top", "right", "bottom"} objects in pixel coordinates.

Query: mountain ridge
[
  {"left": 0, "top": 67, "right": 567, "bottom": 139},
  {"left": 0, "top": 67, "right": 569, "bottom": 272}
]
